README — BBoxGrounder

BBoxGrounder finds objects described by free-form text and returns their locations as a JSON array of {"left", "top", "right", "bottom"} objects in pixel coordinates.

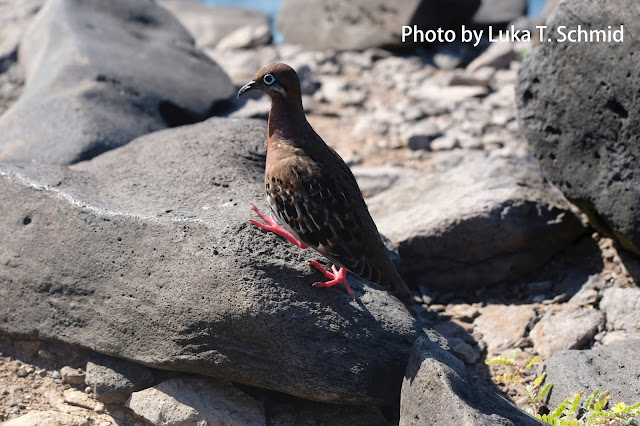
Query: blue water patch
[
  {"left": 200, "top": 0, "right": 282, "bottom": 17},
  {"left": 528, "top": 0, "right": 547, "bottom": 18}
]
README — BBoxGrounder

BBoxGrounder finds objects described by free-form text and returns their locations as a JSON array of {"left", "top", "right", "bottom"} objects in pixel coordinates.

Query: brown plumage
[{"left": 238, "top": 63, "right": 413, "bottom": 306}]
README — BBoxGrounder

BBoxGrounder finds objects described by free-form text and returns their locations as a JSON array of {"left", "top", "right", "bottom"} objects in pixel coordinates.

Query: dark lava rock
[
  {"left": 545, "top": 340, "right": 640, "bottom": 408},
  {"left": 400, "top": 335, "right": 542, "bottom": 425},
  {"left": 0, "top": 0, "right": 233, "bottom": 165},
  {"left": 367, "top": 153, "right": 585, "bottom": 290},
  {"left": 86, "top": 355, "right": 154, "bottom": 404},
  {"left": 516, "top": 0, "right": 640, "bottom": 256},
  {"left": 0, "top": 117, "right": 418, "bottom": 405},
  {"left": 126, "top": 377, "right": 266, "bottom": 425}
]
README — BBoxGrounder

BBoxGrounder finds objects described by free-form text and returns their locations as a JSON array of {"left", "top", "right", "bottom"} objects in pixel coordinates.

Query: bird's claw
[{"left": 309, "top": 260, "right": 354, "bottom": 296}]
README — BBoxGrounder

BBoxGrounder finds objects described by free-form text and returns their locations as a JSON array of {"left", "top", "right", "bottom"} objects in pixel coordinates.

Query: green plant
[
  {"left": 486, "top": 350, "right": 548, "bottom": 412},
  {"left": 485, "top": 351, "right": 640, "bottom": 425},
  {"left": 536, "top": 389, "right": 640, "bottom": 426}
]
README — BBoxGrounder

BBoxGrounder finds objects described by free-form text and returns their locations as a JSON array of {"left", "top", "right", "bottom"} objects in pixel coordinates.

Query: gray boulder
[
  {"left": 400, "top": 335, "right": 542, "bottom": 425},
  {"left": 473, "top": 304, "right": 537, "bottom": 355},
  {"left": 276, "top": 0, "right": 480, "bottom": 51},
  {"left": 545, "top": 340, "right": 640, "bottom": 408},
  {"left": 529, "top": 305, "right": 605, "bottom": 359},
  {"left": 0, "top": 0, "right": 233, "bottom": 165},
  {"left": 516, "top": 0, "right": 640, "bottom": 256},
  {"left": 160, "top": 1, "right": 271, "bottom": 50},
  {"left": 86, "top": 355, "right": 154, "bottom": 404},
  {"left": 472, "top": 0, "right": 526, "bottom": 25},
  {"left": 126, "top": 377, "right": 266, "bottom": 425},
  {"left": 366, "top": 153, "right": 585, "bottom": 290},
  {"left": 0, "top": 117, "right": 418, "bottom": 405},
  {"left": 600, "top": 287, "right": 640, "bottom": 334}
]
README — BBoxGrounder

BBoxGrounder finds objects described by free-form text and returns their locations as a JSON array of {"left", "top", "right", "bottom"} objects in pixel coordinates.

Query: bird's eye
[{"left": 263, "top": 74, "right": 275, "bottom": 85}]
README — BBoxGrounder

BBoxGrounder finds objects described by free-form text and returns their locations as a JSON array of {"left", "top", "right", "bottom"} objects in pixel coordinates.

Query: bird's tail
[{"left": 384, "top": 267, "right": 414, "bottom": 307}]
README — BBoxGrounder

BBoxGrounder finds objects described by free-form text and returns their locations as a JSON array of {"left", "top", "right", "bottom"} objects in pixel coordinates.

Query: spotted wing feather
[{"left": 265, "top": 152, "right": 412, "bottom": 303}]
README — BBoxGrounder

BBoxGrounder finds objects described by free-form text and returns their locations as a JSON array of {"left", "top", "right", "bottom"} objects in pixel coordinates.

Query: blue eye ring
[{"left": 263, "top": 73, "right": 275, "bottom": 85}]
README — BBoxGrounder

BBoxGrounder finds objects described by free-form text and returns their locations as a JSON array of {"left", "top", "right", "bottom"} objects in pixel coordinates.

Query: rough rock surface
[
  {"left": 85, "top": 356, "right": 154, "bottom": 404},
  {"left": 529, "top": 305, "right": 605, "bottom": 359},
  {"left": 599, "top": 287, "right": 640, "bottom": 334},
  {"left": 473, "top": 304, "right": 537, "bottom": 354},
  {"left": 545, "top": 340, "right": 640, "bottom": 408},
  {"left": 160, "top": 1, "right": 271, "bottom": 50},
  {"left": 0, "top": 117, "right": 418, "bottom": 405},
  {"left": 352, "top": 165, "right": 421, "bottom": 198},
  {"left": 516, "top": 0, "right": 640, "bottom": 256},
  {"left": 276, "top": 0, "right": 480, "bottom": 51},
  {"left": 126, "top": 377, "right": 266, "bottom": 425},
  {"left": 60, "top": 366, "right": 85, "bottom": 386},
  {"left": 3, "top": 410, "right": 88, "bottom": 426},
  {"left": 367, "top": 153, "right": 585, "bottom": 290},
  {"left": 0, "top": 0, "right": 233, "bottom": 165},
  {"left": 400, "top": 335, "right": 542, "bottom": 425}
]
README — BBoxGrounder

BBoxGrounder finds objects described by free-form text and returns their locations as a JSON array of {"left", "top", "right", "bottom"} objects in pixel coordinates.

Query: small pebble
[
  {"left": 544, "top": 293, "right": 569, "bottom": 304},
  {"left": 51, "top": 371, "right": 62, "bottom": 379},
  {"left": 61, "top": 366, "right": 86, "bottom": 385},
  {"left": 38, "top": 349, "right": 57, "bottom": 361},
  {"left": 428, "top": 304, "right": 446, "bottom": 313},
  {"left": 530, "top": 294, "right": 546, "bottom": 303}
]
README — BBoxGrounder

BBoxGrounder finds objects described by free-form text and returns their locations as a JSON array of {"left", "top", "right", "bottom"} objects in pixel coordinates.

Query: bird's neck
[{"left": 267, "top": 95, "right": 307, "bottom": 145}]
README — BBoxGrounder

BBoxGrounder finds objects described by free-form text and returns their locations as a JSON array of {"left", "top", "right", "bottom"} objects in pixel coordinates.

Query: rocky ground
[{"left": 0, "top": 0, "right": 639, "bottom": 425}]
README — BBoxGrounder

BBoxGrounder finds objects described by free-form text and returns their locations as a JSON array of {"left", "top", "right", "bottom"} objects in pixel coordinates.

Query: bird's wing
[{"left": 266, "top": 150, "right": 412, "bottom": 301}]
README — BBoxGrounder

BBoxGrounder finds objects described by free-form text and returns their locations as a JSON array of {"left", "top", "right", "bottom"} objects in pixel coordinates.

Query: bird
[{"left": 237, "top": 63, "right": 413, "bottom": 306}]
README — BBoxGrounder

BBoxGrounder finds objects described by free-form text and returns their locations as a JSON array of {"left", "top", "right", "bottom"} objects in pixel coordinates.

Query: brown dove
[{"left": 238, "top": 63, "right": 413, "bottom": 306}]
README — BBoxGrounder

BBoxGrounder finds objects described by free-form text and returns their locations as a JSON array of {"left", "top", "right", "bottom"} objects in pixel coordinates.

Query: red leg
[
  {"left": 250, "top": 205, "right": 308, "bottom": 249},
  {"left": 309, "top": 260, "right": 354, "bottom": 296}
]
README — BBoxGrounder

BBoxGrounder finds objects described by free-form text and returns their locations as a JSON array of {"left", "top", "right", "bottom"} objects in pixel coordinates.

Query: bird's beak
[{"left": 237, "top": 80, "right": 257, "bottom": 98}]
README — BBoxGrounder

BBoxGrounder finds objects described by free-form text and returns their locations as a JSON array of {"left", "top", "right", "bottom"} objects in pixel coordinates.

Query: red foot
[
  {"left": 250, "top": 205, "right": 308, "bottom": 249},
  {"left": 309, "top": 260, "right": 354, "bottom": 296}
]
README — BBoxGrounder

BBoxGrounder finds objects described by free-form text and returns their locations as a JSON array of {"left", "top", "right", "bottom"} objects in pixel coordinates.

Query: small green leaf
[
  {"left": 485, "top": 350, "right": 518, "bottom": 365},
  {"left": 593, "top": 390, "right": 610, "bottom": 412},
  {"left": 553, "top": 398, "right": 569, "bottom": 419},
  {"left": 567, "top": 391, "right": 583, "bottom": 418},
  {"left": 539, "top": 383, "right": 553, "bottom": 402},
  {"left": 525, "top": 355, "right": 543, "bottom": 370},
  {"left": 584, "top": 389, "right": 600, "bottom": 410},
  {"left": 534, "top": 372, "right": 547, "bottom": 388}
]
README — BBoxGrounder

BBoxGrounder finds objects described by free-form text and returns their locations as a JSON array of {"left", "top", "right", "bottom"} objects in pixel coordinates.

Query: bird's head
[{"left": 237, "top": 63, "right": 301, "bottom": 101}]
